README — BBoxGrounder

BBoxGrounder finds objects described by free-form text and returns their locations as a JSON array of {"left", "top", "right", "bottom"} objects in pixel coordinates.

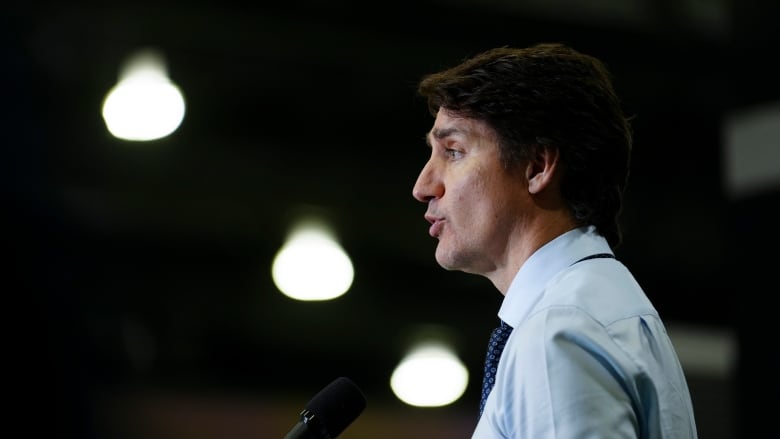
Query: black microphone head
[{"left": 304, "top": 377, "right": 366, "bottom": 438}]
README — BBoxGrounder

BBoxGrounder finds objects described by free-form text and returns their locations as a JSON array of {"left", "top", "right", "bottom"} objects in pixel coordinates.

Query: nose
[{"left": 412, "top": 160, "right": 441, "bottom": 203}]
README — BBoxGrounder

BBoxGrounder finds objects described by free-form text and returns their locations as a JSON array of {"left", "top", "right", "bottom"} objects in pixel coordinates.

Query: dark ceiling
[{"left": 10, "top": 0, "right": 777, "bottom": 436}]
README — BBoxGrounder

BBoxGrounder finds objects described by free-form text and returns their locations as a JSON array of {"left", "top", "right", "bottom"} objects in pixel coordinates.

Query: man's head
[{"left": 416, "top": 43, "right": 633, "bottom": 249}]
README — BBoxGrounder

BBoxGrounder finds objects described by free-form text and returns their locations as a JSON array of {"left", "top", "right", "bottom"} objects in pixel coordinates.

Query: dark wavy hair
[{"left": 417, "top": 43, "right": 633, "bottom": 249}]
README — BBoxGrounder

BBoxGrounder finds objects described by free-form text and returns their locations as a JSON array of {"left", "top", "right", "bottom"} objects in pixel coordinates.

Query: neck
[{"left": 488, "top": 213, "right": 578, "bottom": 294}]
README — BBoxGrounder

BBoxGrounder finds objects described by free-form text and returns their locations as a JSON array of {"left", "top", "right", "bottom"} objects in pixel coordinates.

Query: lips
[
  {"left": 425, "top": 214, "right": 444, "bottom": 238},
  {"left": 429, "top": 221, "right": 443, "bottom": 238}
]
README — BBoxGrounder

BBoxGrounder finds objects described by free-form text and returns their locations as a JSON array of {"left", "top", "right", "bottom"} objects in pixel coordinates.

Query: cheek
[
  {"left": 453, "top": 178, "right": 502, "bottom": 224},
  {"left": 450, "top": 175, "right": 487, "bottom": 206},
  {"left": 466, "top": 174, "right": 522, "bottom": 224},
  {"left": 457, "top": 168, "right": 506, "bottom": 205}
]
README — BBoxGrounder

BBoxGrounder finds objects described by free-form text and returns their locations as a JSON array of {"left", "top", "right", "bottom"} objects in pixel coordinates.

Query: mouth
[{"left": 424, "top": 214, "right": 444, "bottom": 238}]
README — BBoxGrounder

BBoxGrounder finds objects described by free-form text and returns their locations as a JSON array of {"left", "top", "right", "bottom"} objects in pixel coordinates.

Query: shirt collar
[{"left": 497, "top": 225, "right": 613, "bottom": 328}]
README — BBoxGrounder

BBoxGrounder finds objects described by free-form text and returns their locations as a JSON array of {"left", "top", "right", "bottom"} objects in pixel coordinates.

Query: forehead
[{"left": 427, "top": 109, "right": 496, "bottom": 145}]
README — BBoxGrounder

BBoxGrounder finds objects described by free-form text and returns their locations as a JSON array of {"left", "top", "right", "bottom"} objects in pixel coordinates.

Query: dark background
[{"left": 6, "top": 1, "right": 778, "bottom": 438}]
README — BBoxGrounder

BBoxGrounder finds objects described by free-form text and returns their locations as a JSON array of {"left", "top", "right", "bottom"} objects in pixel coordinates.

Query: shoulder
[{"left": 535, "top": 258, "right": 658, "bottom": 326}]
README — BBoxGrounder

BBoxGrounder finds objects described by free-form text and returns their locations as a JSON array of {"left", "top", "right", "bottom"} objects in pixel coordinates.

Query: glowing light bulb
[
  {"left": 102, "top": 48, "right": 185, "bottom": 141},
  {"left": 272, "top": 218, "right": 354, "bottom": 301},
  {"left": 390, "top": 342, "right": 469, "bottom": 407}
]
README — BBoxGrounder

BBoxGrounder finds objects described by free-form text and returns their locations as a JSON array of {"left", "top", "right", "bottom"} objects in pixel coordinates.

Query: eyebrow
[{"left": 425, "top": 127, "right": 459, "bottom": 147}]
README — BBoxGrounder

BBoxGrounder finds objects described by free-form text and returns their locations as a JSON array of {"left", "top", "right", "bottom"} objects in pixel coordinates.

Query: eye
[{"left": 445, "top": 148, "right": 463, "bottom": 159}]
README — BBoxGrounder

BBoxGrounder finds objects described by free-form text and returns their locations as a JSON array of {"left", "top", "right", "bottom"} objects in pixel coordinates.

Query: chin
[{"left": 434, "top": 248, "right": 459, "bottom": 271}]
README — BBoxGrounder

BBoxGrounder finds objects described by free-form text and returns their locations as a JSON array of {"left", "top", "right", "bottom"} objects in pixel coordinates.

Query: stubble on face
[{"left": 430, "top": 112, "right": 520, "bottom": 276}]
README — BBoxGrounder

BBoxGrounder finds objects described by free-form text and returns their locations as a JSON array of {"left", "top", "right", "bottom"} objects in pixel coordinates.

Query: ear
[{"left": 525, "top": 146, "right": 561, "bottom": 194}]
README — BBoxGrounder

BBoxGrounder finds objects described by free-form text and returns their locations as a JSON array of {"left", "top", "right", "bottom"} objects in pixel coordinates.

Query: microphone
[{"left": 283, "top": 376, "right": 367, "bottom": 439}]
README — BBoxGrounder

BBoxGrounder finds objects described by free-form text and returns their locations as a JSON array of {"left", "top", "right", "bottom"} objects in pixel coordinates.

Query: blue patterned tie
[{"left": 479, "top": 320, "right": 513, "bottom": 417}]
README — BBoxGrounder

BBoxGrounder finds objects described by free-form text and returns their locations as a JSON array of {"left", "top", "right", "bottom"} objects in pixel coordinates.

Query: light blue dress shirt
[{"left": 472, "top": 226, "right": 698, "bottom": 438}]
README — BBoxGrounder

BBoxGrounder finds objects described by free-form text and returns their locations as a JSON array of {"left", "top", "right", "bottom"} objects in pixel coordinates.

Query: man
[{"left": 412, "top": 43, "right": 698, "bottom": 438}]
